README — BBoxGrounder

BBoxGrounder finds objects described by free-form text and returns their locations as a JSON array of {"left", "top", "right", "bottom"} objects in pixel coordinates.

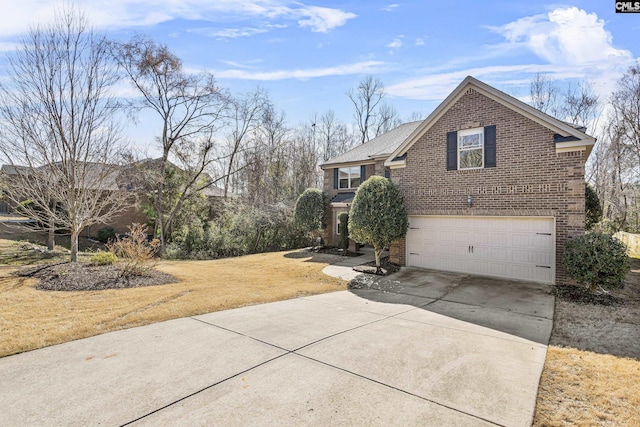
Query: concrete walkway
[
  {"left": 321, "top": 247, "right": 385, "bottom": 280},
  {"left": 0, "top": 252, "right": 551, "bottom": 426}
]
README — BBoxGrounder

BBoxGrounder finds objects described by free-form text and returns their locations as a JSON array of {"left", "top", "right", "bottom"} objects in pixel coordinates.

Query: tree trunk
[
  {"left": 47, "top": 221, "right": 55, "bottom": 251},
  {"left": 374, "top": 245, "right": 382, "bottom": 275},
  {"left": 70, "top": 231, "right": 79, "bottom": 262}
]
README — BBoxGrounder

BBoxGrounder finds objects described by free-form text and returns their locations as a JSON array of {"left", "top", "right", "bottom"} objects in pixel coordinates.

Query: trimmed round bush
[
  {"left": 563, "top": 232, "right": 630, "bottom": 292},
  {"left": 349, "top": 176, "right": 408, "bottom": 273},
  {"left": 294, "top": 188, "right": 325, "bottom": 241},
  {"left": 97, "top": 226, "right": 116, "bottom": 244},
  {"left": 90, "top": 251, "right": 118, "bottom": 266}
]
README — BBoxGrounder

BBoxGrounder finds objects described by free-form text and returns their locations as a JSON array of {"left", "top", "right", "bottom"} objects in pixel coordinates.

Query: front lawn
[
  {"left": 533, "top": 257, "right": 640, "bottom": 426},
  {"left": 0, "top": 248, "right": 346, "bottom": 358}
]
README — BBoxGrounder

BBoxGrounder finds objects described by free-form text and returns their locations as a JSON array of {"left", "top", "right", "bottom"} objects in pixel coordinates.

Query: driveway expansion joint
[{"left": 292, "top": 352, "right": 504, "bottom": 427}]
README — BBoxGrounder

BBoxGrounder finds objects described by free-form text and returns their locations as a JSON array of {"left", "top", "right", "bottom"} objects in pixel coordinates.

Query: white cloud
[
  {"left": 0, "top": 0, "right": 356, "bottom": 37},
  {"left": 220, "top": 59, "right": 262, "bottom": 68},
  {"left": 415, "top": 38, "right": 425, "bottom": 46},
  {"left": 0, "top": 42, "right": 19, "bottom": 52},
  {"left": 191, "top": 27, "right": 269, "bottom": 39},
  {"left": 389, "top": 8, "right": 636, "bottom": 103},
  {"left": 297, "top": 6, "right": 356, "bottom": 33},
  {"left": 491, "top": 7, "right": 632, "bottom": 67},
  {"left": 381, "top": 4, "right": 399, "bottom": 12},
  {"left": 386, "top": 37, "right": 403, "bottom": 49},
  {"left": 215, "top": 60, "right": 385, "bottom": 80},
  {"left": 189, "top": 24, "right": 287, "bottom": 39},
  {"left": 386, "top": 64, "right": 577, "bottom": 100}
]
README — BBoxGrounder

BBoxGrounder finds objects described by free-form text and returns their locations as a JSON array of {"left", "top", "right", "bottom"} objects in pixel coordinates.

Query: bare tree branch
[{"left": 0, "top": 8, "right": 131, "bottom": 261}]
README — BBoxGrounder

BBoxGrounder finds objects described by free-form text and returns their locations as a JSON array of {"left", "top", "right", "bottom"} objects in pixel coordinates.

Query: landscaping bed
[
  {"left": 17, "top": 262, "right": 177, "bottom": 291},
  {"left": 352, "top": 256, "right": 401, "bottom": 276},
  {"left": 306, "top": 246, "right": 362, "bottom": 257}
]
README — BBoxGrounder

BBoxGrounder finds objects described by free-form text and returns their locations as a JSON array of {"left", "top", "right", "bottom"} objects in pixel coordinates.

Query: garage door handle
[
  {"left": 536, "top": 233, "right": 552, "bottom": 235},
  {"left": 409, "top": 227, "right": 420, "bottom": 230},
  {"left": 409, "top": 252, "right": 419, "bottom": 255},
  {"left": 536, "top": 265, "right": 551, "bottom": 269}
]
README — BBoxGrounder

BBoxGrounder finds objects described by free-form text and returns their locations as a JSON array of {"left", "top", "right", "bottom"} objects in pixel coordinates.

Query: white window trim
[
  {"left": 338, "top": 166, "right": 361, "bottom": 189},
  {"left": 457, "top": 127, "right": 484, "bottom": 170}
]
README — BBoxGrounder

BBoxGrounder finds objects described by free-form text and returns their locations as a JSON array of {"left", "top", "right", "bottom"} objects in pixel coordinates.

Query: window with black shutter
[{"left": 447, "top": 126, "right": 496, "bottom": 171}]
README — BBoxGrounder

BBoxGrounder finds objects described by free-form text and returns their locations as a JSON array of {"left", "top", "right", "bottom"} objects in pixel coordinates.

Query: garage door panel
[
  {"left": 532, "top": 234, "right": 553, "bottom": 250},
  {"left": 406, "top": 216, "right": 555, "bottom": 284}
]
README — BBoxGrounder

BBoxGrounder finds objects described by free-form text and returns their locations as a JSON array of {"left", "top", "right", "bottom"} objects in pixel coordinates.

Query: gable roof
[
  {"left": 385, "top": 76, "right": 596, "bottom": 167},
  {"left": 321, "top": 120, "right": 422, "bottom": 168}
]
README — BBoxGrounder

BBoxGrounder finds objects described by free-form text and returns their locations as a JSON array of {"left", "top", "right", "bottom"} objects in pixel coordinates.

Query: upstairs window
[
  {"left": 458, "top": 128, "right": 484, "bottom": 170},
  {"left": 446, "top": 125, "right": 496, "bottom": 171},
  {"left": 338, "top": 166, "right": 361, "bottom": 189}
]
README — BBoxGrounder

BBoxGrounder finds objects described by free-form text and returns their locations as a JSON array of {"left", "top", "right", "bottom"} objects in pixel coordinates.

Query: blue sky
[{"left": 1, "top": 1, "right": 638, "bottom": 148}]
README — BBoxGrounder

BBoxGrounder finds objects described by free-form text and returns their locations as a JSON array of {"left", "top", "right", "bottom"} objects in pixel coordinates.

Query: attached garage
[{"left": 406, "top": 216, "right": 555, "bottom": 284}]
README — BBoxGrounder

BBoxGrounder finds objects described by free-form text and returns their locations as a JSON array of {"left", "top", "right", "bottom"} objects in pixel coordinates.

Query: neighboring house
[
  {"left": 0, "top": 159, "right": 225, "bottom": 237},
  {"left": 321, "top": 76, "right": 595, "bottom": 285}
]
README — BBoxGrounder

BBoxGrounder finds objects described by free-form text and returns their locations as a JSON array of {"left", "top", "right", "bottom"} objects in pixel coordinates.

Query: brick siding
[{"left": 388, "top": 88, "right": 586, "bottom": 284}]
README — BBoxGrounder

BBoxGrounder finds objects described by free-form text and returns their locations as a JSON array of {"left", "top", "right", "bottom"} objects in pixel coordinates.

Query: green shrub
[
  {"left": 294, "top": 188, "right": 325, "bottom": 242},
  {"left": 96, "top": 226, "right": 116, "bottom": 243},
  {"left": 90, "top": 251, "right": 117, "bottom": 266},
  {"left": 163, "top": 200, "right": 313, "bottom": 259},
  {"left": 563, "top": 232, "right": 630, "bottom": 292},
  {"left": 585, "top": 184, "right": 602, "bottom": 230},
  {"left": 349, "top": 176, "right": 408, "bottom": 273},
  {"left": 338, "top": 212, "right": 349, "bottom": 250}
]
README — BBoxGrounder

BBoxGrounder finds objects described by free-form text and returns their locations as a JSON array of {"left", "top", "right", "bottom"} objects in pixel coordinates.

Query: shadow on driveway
[{"left": 349, "top": 267, "right": 555, "bottom": 345}]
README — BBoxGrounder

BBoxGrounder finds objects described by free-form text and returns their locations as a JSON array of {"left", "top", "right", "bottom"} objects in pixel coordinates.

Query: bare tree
[
  {"left": 318, "top": 110, "right": 352, "bottom": 161},
  {"left": 347, "top": 76, "right": 385, "bottom": 144},
  {"left": 529, "top": 72, "right": 561, "bottom": 116},
  {"left": 112, "top": 35, "right": 227, "bottom": 250},
  {"left": 563, "top": 81, "right": 600, "bottom": 130},
  {"left": 221, "top": 88, "right": 270, "bottom": 198},
  {"left": 0, "top": 9, "right": 130, "bottom": 261},
  {"left": 593, "top": 62, "right": 640, "bottom": 230},
  {"left": 373, "top": 103, "right": 402, "bottom": 137},
  {"left": 610, "top": 62, "right": 640, "bottom": 166}
]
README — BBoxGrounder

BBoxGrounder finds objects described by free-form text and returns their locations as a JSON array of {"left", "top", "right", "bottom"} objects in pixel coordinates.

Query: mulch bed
[
  {"left": 16, "top": 262, "right": 177, "bottom": 291},
  {"left": 552, "top": 284, "right": 625, "bottom": 306},
  {"left": 352, "top": 256, "right": 401, "bottom": 276},
  {"left": 307, "top": 246, "right": 362, "bottom": 257}
]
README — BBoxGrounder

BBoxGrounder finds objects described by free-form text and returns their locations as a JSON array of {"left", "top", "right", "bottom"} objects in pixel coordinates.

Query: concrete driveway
[{"left": 0, "top": 269, "right": 553, "bottom": 427}]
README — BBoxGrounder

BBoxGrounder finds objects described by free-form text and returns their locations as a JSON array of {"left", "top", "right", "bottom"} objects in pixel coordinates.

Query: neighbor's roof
[
  {"left": 386, "top": 76, "right": 596, "bottom": 166},
  {"left": 321, "top": 121, "right": 422, "bottom": 168}
]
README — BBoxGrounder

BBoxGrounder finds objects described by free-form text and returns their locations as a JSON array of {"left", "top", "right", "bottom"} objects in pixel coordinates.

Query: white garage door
[{"left": 406, "top": 216, "right": 555, "bottom": 284}]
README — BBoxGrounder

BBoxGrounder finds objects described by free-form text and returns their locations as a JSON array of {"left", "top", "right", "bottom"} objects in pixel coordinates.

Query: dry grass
[
  {"left": 534, "top": 346, "right": 640, "bottom": 426},
  {"left": 534, "top": 257, "right": 640, "bottom": 426},
  {"left": 0, "top": 250, "right": 346, "bottom": 358}
]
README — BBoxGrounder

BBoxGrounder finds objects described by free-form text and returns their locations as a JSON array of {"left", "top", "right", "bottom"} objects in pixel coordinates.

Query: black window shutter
[
  {"left": 333, "top": 168, "right": 338, "bottom": 189},
  {"left": 384, "top": 167, "right": 390, "bottom": 179},
  {"left": 484, "top": 125, "right": 496, "bottom": 168},
  {"left": 360, "top": 165, "right": 366, "bottom": 182},
  {"left": 446, "top": 131, "right": 457, "bottom": 171}
]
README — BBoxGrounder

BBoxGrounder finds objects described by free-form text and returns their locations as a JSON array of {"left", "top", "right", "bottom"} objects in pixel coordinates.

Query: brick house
[
  {"left": 1, "top": 159, "right": 224, "bottom": 238},
  {"left": 321, "top": 76, "right": 595, "bottom": 285}
]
